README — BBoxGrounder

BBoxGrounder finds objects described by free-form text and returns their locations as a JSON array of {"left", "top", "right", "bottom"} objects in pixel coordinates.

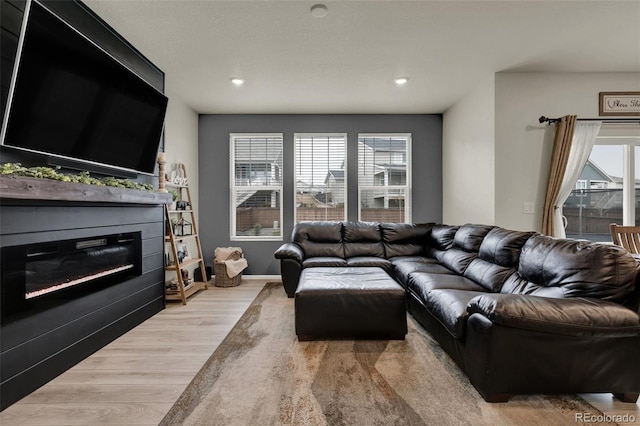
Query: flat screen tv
[{"left": 1, "top": 0, "right": 168, "bottom": 175}]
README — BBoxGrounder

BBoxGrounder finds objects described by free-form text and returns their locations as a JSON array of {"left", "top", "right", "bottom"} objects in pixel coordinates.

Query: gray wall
[{"left": 198, "top": 114, "right": 443, "bottom": 275}]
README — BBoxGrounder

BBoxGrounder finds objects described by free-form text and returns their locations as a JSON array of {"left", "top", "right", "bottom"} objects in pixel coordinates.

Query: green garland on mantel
[{"left": 0, "top": 163, "right": 154, "bottom": 191}]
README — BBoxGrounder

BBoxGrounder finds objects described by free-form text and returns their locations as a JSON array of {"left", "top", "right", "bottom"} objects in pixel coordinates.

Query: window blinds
[
  {"left": 294, "top": 134, "right": 347, "bottom": 222},
  {"left": 230, "top": 134, "right": 283, "bottom": 239}
]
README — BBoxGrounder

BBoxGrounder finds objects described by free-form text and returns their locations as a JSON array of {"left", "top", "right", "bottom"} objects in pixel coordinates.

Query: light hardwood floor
[
  {"left": 0, "top": 278, "right": 267, "bottom": 426},
  {"left": 1, "top": 277, "right": 638, "bottom": 425}
]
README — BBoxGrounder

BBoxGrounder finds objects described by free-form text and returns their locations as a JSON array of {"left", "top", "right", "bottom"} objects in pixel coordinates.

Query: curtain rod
[{"left": 538, "top": 115, "right": 640, "bottom": 124}]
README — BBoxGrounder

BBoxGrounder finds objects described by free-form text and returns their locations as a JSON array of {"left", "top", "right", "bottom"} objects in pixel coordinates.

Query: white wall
[
  {"left": 442, "top": 76, "right": 495, "bottom": 225},
  {"left": 163, "top": 88, "right": 200, "bottom": 221},
  {"left": 494, "top": 72, "right": 640, "bottom": 232},
  {"left": 162, "top": 88, "right": 201, "bottom": 280}
]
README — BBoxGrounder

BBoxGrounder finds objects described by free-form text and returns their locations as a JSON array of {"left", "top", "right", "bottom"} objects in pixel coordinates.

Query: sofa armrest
[
  {"left": 467, "top": 294, "right": 640, "bottom": 337},
  {"left": 274, "top": 243, "right": 304, "bottom": 262}
]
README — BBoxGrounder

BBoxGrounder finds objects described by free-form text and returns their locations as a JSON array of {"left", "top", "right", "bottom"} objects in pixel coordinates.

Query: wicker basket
[{"left": 214, "top": 250, "right": 243, "bottom": 287}]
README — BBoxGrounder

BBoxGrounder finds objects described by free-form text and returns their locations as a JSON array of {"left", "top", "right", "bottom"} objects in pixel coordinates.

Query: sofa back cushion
[
  {"left": 453, "top": 224, "right": 495, "bottom": 252},
  {"left": 477, "top": 227, "right": 536, "bottom": 267},
  {"left": 424, "top": 224, "right": 459, "bottom": 259},
  {"left": 292, "top": 221, "right": 344, "bottom": 258},
  {"left": 343, "top": 222, "right": 385, "bottom": 258},
  {"left": 381, "top": 223, "right": 433, "bottom": 258},
  {"left": 463, "top": 227, "right": 535, "bottom": 292},
  {"left": 439, "top": 224, "right": 494, "bottom": 275},
  {"left": 501, "top": 234, "right": 639, "bottom": 302}
]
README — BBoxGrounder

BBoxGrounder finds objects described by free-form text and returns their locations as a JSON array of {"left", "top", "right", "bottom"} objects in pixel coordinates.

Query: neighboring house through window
[
  {"left": 564, "top": 124, "right": 640, "bottom": 241},
  {"left": 230, "top": 134, "right": 283, "bottom": 240},
  {"left": 358, "top": 134, "right": 412, "bottom": 223},
  {"left": 294, "top": 134, "right": 347, "bottom": 223},
  {"left": 575, "top": 179, "right": 587, "bottom": 190}
]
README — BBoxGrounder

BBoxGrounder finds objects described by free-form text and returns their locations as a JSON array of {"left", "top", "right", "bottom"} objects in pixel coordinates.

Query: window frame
[
  {"left": 229, "top": 133, "right": 284, "bottom": 241},
  {"left": 564, "top": 125, "right": 640, "bottom": 242},
  {"left": 590, "top": 135, "right": 640, "bottom": 226},
  {"left": 357, "top": 133, "right": 412, "bottom": 223},
  {"left": 293, "top": 133, "right": 348, "bottom": 224}
]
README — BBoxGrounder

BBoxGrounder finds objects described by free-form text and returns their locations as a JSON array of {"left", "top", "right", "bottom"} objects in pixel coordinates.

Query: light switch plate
[{"left": 524, "top": 202, "right": 535, "bottom": 214}]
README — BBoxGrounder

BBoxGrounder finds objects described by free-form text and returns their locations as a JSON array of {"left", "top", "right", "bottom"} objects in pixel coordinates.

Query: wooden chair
[{"left": 609, "top": 223, "right": 640, "bottom": 254}]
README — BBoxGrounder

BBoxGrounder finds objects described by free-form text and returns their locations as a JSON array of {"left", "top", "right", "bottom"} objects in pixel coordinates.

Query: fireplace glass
[{"left": 1, "top": 232, "right": 142, "bottom": 324}]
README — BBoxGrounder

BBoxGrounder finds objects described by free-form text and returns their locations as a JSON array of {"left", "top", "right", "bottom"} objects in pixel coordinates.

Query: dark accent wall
[
  {"left": 0, "top": 0, "right": 167, "bottom": 410},
  {"left": 0, "top": 201, "right": 165, "bottom": 410},
  {"left": 0, "top": 0, "right": 164, "bottom": 181},
  {"left": 1, "top": 0, "right": 25, "bottom": 123},
  {"left": 198, "top": 114, "right": 443, "bottom": 275}
]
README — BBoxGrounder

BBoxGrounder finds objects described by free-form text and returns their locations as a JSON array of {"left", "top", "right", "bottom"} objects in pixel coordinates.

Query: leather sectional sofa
[{"left": 274, "top": 221, "right": 640, "bottom": 403}]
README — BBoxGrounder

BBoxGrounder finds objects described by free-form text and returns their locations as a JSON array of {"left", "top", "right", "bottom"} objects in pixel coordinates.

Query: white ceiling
[{"left": 84, "top": 0, "right": 640, "bottom": 114}]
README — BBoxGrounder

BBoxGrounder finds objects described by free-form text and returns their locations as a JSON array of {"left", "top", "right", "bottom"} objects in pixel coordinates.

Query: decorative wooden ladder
[{"left": 164, "top": 163, "right": 208, "bottom": 304}]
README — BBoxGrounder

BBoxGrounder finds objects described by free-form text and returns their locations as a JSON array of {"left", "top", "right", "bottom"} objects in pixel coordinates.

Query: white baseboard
[{"left": 241, "top": 275, "right": 281, "bottom": 281}]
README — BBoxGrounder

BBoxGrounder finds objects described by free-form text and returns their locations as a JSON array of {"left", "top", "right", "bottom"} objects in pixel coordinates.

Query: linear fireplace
[{"left": 1, "top": 232, "right": 142, "bottom": 325}]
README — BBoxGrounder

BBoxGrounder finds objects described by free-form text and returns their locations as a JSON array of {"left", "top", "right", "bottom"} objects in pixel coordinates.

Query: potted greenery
[{"left": 168, "top": 189, "right": 179, "bottom": 210}]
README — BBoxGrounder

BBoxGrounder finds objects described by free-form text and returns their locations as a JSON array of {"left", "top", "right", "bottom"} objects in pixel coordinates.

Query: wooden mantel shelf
[{"left": 0, "top": 175, "right": 173, "bottom": 205}]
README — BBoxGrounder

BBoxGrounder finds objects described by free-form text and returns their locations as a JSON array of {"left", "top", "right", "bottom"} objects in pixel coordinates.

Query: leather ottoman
[{"left": 295, "top": 267, "right": 407, "bottom": 341}]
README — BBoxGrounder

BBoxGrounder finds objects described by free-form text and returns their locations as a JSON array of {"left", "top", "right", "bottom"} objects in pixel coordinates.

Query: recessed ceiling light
[
  {"left": 230, "top": 77, "right": 244, "bottom": 86},
  {"left": 395, "top": 77, "right": 409, "bottom": 86},
  {"left": 311, "top": 4, "right": 328, "bottom": 18}
]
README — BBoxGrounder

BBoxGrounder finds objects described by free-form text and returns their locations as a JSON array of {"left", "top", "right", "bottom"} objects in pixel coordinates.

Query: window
[
  {"left": 564, "top": 125, "right": 640, "bottom": 242},
  {"left": 590, "top": 180, "right": 608, "bottom": 190},
  {"left": 575, "top": 180, "right": 587, "bottom": 190},
  {"left": 358, "top": 134, "right": 411, "bottom": 223},
  {"left": 230, "top": 134, "right": 283, "bottom": 240},
  {"left": 294, "top": 134, "right": 347, "bottom": 223}
]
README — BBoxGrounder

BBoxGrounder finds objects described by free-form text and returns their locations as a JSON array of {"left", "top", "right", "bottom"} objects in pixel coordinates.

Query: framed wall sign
[{"left": 599, "top": 92, "right": 640, "bottom": 116}]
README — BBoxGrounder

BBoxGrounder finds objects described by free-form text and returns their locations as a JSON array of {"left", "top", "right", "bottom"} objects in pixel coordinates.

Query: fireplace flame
[{"left": 25, "top": 264, "right": 134, "bottom": 299}]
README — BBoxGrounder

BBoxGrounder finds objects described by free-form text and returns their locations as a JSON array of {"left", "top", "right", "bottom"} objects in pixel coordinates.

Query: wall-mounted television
[{"left": 0, "top": 0, "right": 168, "bottom": 176}]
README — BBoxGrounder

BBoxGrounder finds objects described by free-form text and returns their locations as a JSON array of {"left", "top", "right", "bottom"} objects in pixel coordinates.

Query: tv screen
[{"left": 0, "top": 0, "right": 168, "bottom": 175}]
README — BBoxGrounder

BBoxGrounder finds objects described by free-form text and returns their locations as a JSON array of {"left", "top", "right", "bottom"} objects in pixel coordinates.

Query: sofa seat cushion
[
  {"left": 392, "top": 260, "right": 454, "bottom": 288},
  {"left": 389, "top": 255, "right": 438, "bottom": 264},
  {"left": 462, "top": 260, "right": 516, "bottom": 293},
  {"left": 422, "top": 289, "right": 487, "bottom": 339},
  {"left": 346, "top": 256, "right": 392, "bottom": 273},
  {"left": 408, "top": 272, "right": 486, "bottom": 303},
  {"left": 303, "top": 257, "right": 348, "bottom": 268}
]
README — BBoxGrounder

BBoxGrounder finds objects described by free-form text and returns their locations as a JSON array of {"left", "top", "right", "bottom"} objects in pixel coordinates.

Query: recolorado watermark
[{"left": 575, "top": 412, "right": 636, "bottom": 423}]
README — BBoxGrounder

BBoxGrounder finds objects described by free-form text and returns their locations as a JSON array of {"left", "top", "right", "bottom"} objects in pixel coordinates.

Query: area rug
[{"left": 160, "top": 282, "right": 614, "bottom": 426}]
